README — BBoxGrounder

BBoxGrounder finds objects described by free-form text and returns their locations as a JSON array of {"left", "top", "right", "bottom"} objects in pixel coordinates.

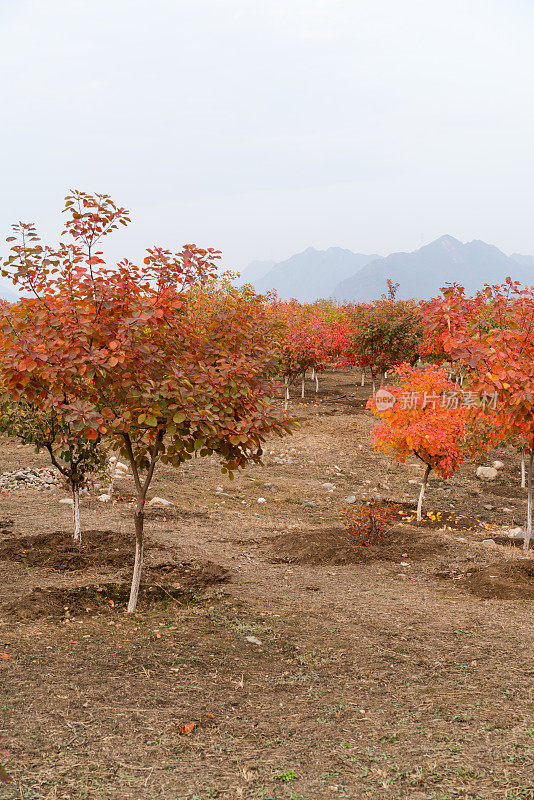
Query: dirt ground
[{"left": 0, "top": 371, "right": 532, "bottom": 800}]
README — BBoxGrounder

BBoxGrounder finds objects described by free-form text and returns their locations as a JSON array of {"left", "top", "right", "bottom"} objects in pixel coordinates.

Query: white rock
[
  {"left": 116, "top": 462, "right": 128, "bottom": 471},
  {"left": 492, "top": 460, "right": 505, "bottom": 470},
  {"left": 148, "top": 497, "right": 173, "bottom": 508},
  {"left": 502, "top": 507, "right": 513, "bottom": 513},
  {"left": 245, "top": 635, "right": 263, "bottom": 646},
  {"left": 345, "top": 495, "right": 357, "bottom": 504},
  {"left": 476, "top": 466, "right": 498, "bottom": 481},
  {"left": 322, "top": 482, "right": 336, "bottom": 489},
  {"left": 59, "top": 498, "right": 73, "bottom": 505},
  {"left": 257, "top": 497, "right": 266, "bottom": 504},
  {"left": 98, "top": 494, "right": 112, "bottom": 502}
]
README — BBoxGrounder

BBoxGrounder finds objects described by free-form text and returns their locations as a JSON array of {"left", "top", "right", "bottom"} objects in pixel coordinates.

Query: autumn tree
[
  {"left": 368, "top": 365, "right": 493, "bottom": 521},
  {"left": 341, "top": 282, "right": 423, "bottom": 389},
  {"left": 1, "top": 191, "right": 292, "bottom": 611},
  {"left": 273, "top": 300, "right": 336, "bottom": 404},
  {"left": 0, "top": 398, "right": 105, "bottom": 541},
  {"left": 424, "top": 280, "right": 534, "bottom": 550}
]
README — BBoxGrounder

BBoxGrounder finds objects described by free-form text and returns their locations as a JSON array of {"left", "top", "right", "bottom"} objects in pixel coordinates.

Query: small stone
[
  {"left": 97, "top": 494, "right": 112, "bottom": 502},
  {"left": 502, "top": 507, "right": 513, "bottom": 513},
  {"left": 257, "top": 497, "right": 266, "bottom": 504},
  {"left": 345, "top": 495, "right": 357, "bottom": 504},
  {"left": 245, "top": 636, "right": 263, "bottom": 646},
  {"left": 482, "top": 539, "right": 498, "bottom": 546},
  {"left": 59, "top": 498, "right": 73, "bottom": 505},
  {"left": 483, "top": 504, "right": 495, "bottom": 511},
  {"left": 321, "top": 482, "right": 336, "bottom": 489},
  {"left": 476, "top": 466, "right": 498, "bottom": 481},
  {"left": 492, "top": 460, "right": 505, "bottom": 470},
  {"left": 147, "top": 497, "right": 173, "bottom": 508},
  {"left": 303, "top": 501, "right": 316, "bottom": 508}
]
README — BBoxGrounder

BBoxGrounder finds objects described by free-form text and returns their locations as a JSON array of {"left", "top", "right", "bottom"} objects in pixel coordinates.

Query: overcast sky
[{"left": 1, "top": 0, "right": 533, "bottom": 291}]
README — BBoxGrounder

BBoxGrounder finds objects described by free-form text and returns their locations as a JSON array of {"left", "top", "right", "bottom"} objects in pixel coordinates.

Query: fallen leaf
[{"left": 180, "top": 721, "right": 196, "bottom": 735}]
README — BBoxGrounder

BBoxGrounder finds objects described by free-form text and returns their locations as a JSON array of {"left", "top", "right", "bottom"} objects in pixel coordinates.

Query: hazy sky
[{"left": 1, "top": 0, "right": 534, "bottom": 289}]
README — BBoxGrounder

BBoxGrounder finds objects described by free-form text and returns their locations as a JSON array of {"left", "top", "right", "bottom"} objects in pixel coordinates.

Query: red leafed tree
[
  {"left": 368, "top": 365, "right": 494, "bottom": 521},
  {"left": 338, "top": 282, "right": 423, "bottom": 388},
  {"left": 273, "top": 300, "right": 336, "bottom": 405},
  {"left": 1, "top": 192, "right": 292, "bottom": 610},
  {"left": 424, "top": 280, "right": 534, "bottom": 550}
]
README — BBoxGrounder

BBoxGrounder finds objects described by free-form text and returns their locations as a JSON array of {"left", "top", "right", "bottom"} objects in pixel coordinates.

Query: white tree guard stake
[
  {"left": 521, "top": 449, "right": 526, "bottom": 488},
  {"left": 417, "top": 464, "right": 432, "bottom": 523},
  {"left": 72, "top": 486, "right": 81, "bottom": 543},
  {"left": 107, "top": 457, "right": 118, "bottom": 498},
  {"left": 284, "top": 376, "right": 290, "bottom": 412},
  {"left": 525, "top": 449, "right": 533, "bottom": 552}
]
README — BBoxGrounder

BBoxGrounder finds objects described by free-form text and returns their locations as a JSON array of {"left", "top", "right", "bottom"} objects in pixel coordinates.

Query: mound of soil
[
  {"left": 1, "top": 582, "right": 202, "bottom": 620},
  {"left": 488, "top": 484, "right": 526, "bottom": 500},
  {"left": 269, "top": 526, "right": 446, "bottom": 566},
  {"left": 0, "top": 529, "right": 140, "bottom": 571},
  {"left": 462, "top": 560, "right": 534, "bottom": 600},
  {"left": 0, "top": 518, "right": 14, "bottom": 535},
  {"left": 145, "top": 560, "right": 231, "bottom": 588}
]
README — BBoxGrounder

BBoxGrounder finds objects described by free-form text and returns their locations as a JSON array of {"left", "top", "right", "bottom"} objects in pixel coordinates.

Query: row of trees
[{"left": 2, "top": 192, "right": 531, "bottom": 613}]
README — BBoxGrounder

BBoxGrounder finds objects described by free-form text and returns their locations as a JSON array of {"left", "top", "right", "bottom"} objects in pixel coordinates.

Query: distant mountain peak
[
  {"left": 334, "top": 235, "right": 534, "bottom": 303},
  {"left": 434, "top": 234, "right": 463, "bottom": 246},
  {"left": 242, "top": 247, "right": 380, "bottom": 302}
]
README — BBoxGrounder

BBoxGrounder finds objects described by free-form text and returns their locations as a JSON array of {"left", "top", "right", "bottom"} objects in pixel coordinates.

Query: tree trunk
[
  {"left": 107, "top": 458, "right": 117, "bottom": 498},
  {"left": 72, "top": 485, "right": 81, "bottom": 543},
  {"left": 283, "top": 376, "right": 289, "bottom": 412},
  {"left": 311, "top": 368, "right": 315, "bottom": 380},
  {"left": 127, "top": 508, "right": 145, "bottom": 613},
  {"left": 417, "top": 464, "right": 431, "bottom": 523},
  {"left": 361, "top": 373, "right": 365, "bottom": 386},
  {"left": 315, "top": 373, "right": 319, "bottom": 393},
  {"left": 524, "top": 449, "right": 533, "bottom": 552},
  {"left": 521, "top": 449, "right": 526, "bottom": 488},
  {"left": 301, "top": 376, "right": 305, "bottom": 398}
]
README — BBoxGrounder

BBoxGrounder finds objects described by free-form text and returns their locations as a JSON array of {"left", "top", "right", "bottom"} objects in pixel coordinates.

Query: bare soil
[{"left": 0, "top": 371, "right": 532, "bottom": 800}]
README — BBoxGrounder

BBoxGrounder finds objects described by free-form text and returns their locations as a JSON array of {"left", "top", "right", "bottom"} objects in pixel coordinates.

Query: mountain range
[{"left": 237, "top": 235, "right": 534, "bottom": 303}]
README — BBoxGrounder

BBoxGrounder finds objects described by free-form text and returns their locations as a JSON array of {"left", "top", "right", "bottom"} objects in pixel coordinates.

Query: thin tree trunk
[
  {"left": 361, "top": 373, "right": 365, "bottom": 386},
  {"left": 524, "top": 449, "right": 533, "bottom": 552},
  {"left": 417, "top": 465, "right": 431, "bottom": 523},
  {"left": 311, "top": 368, "right": 315, "bottom": 380},
  {"left": 315, "top": 373, "right": 319, "bottom": 393},
  {"left": 127, "top": 508, "right": 145, "bottom": 613},
  {"left": 521, "top": 449, "right": 526, "bottom": 488},
  {"left": 301, "top": 376, "right": 305, "bottom": 398},
  {"left": 72, "top": 485, "right": 81, "bottom": 543},
  {"left": 107, "top": 458, "right": 117, "bottom": 498},
  {"left": 124, "top": 430, "right": 163, "bottom": 613}
]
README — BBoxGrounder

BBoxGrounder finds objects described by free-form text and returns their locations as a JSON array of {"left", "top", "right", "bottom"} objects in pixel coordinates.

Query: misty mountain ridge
[
  {"left": 239, "top": 236, "right": 534, "bottom": 303},
  {"left": 237, "top": 246, "right": 380, "bottom": 303}
]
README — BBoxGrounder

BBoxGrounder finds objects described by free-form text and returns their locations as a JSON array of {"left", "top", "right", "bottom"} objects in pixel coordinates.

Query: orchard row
[{"left": 1, "top": 192, "right": 532, "bottom": 612}]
